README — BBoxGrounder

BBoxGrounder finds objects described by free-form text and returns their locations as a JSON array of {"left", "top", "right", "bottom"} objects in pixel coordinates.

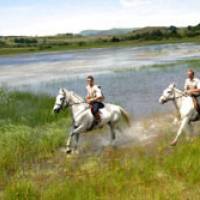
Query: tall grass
[{"left": 0, "top": 89, "right": 70, "bottom": 190}]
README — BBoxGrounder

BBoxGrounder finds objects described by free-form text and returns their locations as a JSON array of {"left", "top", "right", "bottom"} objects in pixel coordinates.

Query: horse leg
[
  {"left": 73, "top": 133, "right": 80, "bottom": 154},
  {"left": 171, "top": 118, "right": 189, "bottom": 146},
  {"left": 66, "top": 131, "right": 73, "bottom": 154},
  {"left": 66, "top": 125, "right": 84, "bottom": 154},
  {"left": 185, "top": 122, "right": 194, "bottom": 141},
  {"left": 108, "top": 122, "right": 116, "bottom": 145}
]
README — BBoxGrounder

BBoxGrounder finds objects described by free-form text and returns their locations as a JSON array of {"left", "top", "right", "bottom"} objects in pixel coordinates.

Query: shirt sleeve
[
  {"left": 184, "top": 79, "right": 188, "bottom": 90},
  {"left": 95, "top": 85, "right": 103, "bottom": 98},
  {"left": 197, "top": 79, "right": 200, "bottom": 89},
  {"left": 86, "top": 86, "right": 89, "bottom": 96}
]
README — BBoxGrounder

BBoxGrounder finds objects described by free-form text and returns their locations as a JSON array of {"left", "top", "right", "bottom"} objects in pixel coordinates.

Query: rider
[
  {"left": 184, "top": 69, "right": 200, "bottom": 112},
  {"left": 184, "top": 69, "right": 200, "bottom": 95},
  {"left": 86, "top": 75, "right": 104, "bottom": 124}
]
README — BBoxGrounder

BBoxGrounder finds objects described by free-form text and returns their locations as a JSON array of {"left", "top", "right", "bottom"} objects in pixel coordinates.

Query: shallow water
[{"left": 1, "top": 43, "right": 200, "bottom": 118}]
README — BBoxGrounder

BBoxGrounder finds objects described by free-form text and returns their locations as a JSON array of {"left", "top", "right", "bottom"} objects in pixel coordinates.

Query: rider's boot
[{"left": 94, "top": 112, "right": 102, "bottom": 127}]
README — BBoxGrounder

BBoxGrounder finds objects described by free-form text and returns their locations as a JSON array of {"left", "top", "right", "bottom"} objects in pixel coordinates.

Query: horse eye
[{"left": 60, "top": 97, "right": 64, "bottom": 100}]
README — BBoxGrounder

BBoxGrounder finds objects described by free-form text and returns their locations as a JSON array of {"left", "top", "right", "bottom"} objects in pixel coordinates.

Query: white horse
[
  {"left": 159, "top": 83, "right": 199, "bottom": 146},
  {"left": 53, "top": 88, "right": 131, "bottom": 153}
]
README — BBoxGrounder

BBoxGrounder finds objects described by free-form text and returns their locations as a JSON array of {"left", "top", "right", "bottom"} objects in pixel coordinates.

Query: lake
[{"left": 1, "top": 43, "right": 200, "bottom": 118}]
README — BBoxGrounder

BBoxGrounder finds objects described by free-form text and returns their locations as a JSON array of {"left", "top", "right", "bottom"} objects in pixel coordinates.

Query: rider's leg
[{"left": 92, "top": 102, "right": 101, "bottom": 122}]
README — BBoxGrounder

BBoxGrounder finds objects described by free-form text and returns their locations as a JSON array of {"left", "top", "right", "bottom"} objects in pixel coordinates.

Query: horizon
[
  {"left": 0, "top": 24, "right": 198, "bottom": 37},
  {"left": 0, "top": 0, "right": 200, "bottom": 36}
]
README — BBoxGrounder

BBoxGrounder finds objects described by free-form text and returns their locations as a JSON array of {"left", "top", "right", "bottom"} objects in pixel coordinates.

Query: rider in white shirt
[
  {"left": 86, "top": 75, "right": 104, "bottom": 123},
  {"left": 184, "top": 69, "right": 200, "bottom": 96},
  {"left": 184, "top": 69, "right": 200, "bottom": 112}
]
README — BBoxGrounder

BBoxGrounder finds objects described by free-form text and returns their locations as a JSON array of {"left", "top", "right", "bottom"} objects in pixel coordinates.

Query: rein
[
  {"left": 67, "top": 101, "right": 88, "bottom": 107},
  {"left": 172, "top": 89, "right": 187, "bottom": 100}
]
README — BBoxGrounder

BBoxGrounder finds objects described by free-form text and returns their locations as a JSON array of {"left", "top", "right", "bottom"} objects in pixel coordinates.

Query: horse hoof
[
  {"left": 170, "top": 140, "right": 177, "bottom": 146},
  {"left": 65, "top": 149, "right": 72, "bottom": 154}
]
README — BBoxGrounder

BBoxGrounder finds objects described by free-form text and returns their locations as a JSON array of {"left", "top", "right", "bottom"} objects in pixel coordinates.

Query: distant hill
[{"left": 80, "top": 28, "right": 136, "bottom": 36}]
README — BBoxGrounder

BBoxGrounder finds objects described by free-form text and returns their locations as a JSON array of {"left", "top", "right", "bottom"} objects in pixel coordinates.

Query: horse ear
[{"left": 170, "top": 83, "right": 176, "bottom": 88}]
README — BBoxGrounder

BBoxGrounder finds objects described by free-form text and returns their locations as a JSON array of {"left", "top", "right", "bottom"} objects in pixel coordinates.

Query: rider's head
[
  {"left": 86, "top": 75, "right": 94, "bottom": 86},
  {"left": 187, "top": 69, "right": 194, "bottom": 80}
]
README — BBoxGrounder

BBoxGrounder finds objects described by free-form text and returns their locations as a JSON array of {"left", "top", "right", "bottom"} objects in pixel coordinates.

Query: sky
[{"left": 0, "top": 0, "right": 200, "bottom": 36}]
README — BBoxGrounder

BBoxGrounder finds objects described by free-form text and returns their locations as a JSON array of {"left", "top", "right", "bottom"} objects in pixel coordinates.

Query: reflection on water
[{"left": 0, "top": 43, "right": 200, "bottom": 118}]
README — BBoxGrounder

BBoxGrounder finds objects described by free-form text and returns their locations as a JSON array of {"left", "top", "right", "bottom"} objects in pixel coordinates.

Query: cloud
[{"left": 120, "top": 0, "right": 151, "bottom": 7}]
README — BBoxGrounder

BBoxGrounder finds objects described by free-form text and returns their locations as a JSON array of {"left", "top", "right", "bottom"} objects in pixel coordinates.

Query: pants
[{"left": 90, "top": 101, "right": 104, "bottom": 115}]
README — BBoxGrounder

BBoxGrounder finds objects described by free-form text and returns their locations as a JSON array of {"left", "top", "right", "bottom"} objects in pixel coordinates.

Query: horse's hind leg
[
  {"left": 73, "top": 133, "right": 80, "bottom": 154},
  {"left": 185, "top": 122, "right": 194, "bottom": 141},
  {"left": 108, "top": 122, "right": 116, "bottom": 145}
]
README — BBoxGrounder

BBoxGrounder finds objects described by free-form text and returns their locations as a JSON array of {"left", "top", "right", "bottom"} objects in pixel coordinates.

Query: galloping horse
[
  {"left": 53, "top": 88, "right": 131, "bottom": 153},
  {"left": 159, "top": 83, "right": 199, "bottom": 146}
]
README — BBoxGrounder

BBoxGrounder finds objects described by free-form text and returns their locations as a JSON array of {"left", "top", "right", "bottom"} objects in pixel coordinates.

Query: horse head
[
  {"left": 159, "top": 83, "right": 176, "bottom": 104},
  {"left": 53, "top": 88, "right": 69, "bottom": 113},
  {"left": 53, "top": 88, "right": 85, "bottom": 113}
]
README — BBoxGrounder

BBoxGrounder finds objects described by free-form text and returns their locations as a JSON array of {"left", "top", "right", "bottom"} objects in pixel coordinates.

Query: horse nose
[
  {"left": 54, "top": 108, "right": 59, "bottom": 113},
  {"left": 53, "top": 106, "right": 60, "bottom": 113},
  {"left": 159, "top": 97, "right": 165, "bottom": 104}
]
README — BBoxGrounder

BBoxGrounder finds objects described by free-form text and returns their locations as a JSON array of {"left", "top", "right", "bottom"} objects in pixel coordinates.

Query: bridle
[
  {"left": 165, "top": 87, "right": 186, "bottom": 102},
  {"left": 57, "top": 92, "right": 87, "bottom": 108}
]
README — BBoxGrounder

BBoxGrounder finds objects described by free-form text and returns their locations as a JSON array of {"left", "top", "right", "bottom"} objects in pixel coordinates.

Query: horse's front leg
[
  {"left": 66, "top": 125, "right": 83, "bottom": 154},
  {"left": 66, "top": 129, "right": 74, "bottom": 154},
  {"left": 171, "top": 117, "right": 189, "bottom": 146}
]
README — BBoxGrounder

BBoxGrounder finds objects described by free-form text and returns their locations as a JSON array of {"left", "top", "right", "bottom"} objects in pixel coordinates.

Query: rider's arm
[
  {"left": 190, "top": 82, "right": 200, "bottom": 93},
  {"left": 90, "top": 96, "right": 104, "bottom": 102},
  {"left": 90, "top": 86, "right": 104, "bottom": 102},
  {"left": 188, "top": 79, "right": 200, "bottom": 94}
]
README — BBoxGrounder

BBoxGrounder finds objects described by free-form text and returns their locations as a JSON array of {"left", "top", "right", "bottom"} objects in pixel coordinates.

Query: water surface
[{"left": 1, "top": 43, "right": 200, "bottom": 118}]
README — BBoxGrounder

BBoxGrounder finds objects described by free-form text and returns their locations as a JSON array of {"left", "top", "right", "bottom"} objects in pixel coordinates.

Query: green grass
[
  {"left": 2, "top": 23, "right": 200, "bottom": 56},
  {"left": 1, "top": 89, "right": 200, "bottom": 199},
  {"left": 1, "top": 35, "right": 200, "bottom": 56}
]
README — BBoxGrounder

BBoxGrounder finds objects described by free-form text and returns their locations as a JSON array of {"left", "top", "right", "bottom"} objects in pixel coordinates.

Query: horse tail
[{"left": 120, "top": 107, "right": 131, "bottom": 127}]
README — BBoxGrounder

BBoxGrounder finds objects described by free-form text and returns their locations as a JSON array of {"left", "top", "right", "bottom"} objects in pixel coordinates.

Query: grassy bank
[
  {"left": 1, "top": 89, "right": 200, "bottom": 199},
  {"left": 1, "top": 37, "right": 200, "bottom": 57},
  {"left": 1, "top": 24, "right": 200, "bottom": 56}
]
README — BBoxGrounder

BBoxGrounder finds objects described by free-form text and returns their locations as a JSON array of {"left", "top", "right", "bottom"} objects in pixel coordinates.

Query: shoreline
[{"left": 1, "top": 38, "right": 200, "bottom": 57}]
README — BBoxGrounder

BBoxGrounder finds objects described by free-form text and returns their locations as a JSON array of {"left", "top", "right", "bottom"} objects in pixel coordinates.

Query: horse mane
[
  {"left": 62, "top": 88, "right": 84, "bottom": 103},
  {"left": 173, "top": 86, "right": 184, "bottom": 95}
]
